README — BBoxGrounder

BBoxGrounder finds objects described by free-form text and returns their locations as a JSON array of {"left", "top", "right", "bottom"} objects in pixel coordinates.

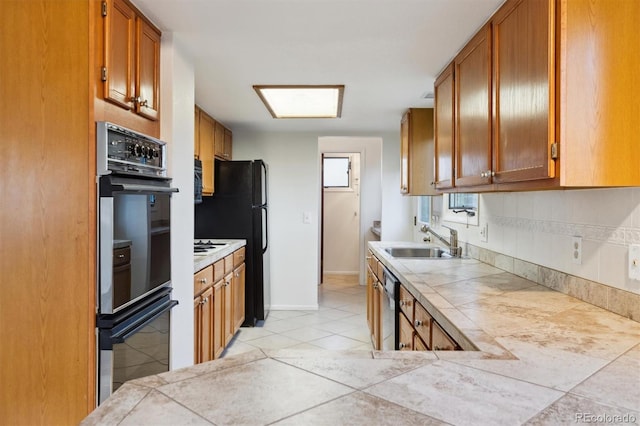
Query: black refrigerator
[{"left": 195, "top": 159, "right": 269, "bottom": 326}]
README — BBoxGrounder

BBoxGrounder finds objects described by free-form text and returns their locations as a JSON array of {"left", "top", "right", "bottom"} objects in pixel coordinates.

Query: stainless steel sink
[{"left": 384, "top": 247, "right": 453, "bottom": 259}]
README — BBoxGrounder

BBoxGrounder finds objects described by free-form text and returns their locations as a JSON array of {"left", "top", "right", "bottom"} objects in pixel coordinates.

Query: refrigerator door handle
[
  {"left": 261, "top": 160, "right": 268, "bottom": 207},
  {"left": 262, "top": 206, "right": 268, "bottom": 254}
]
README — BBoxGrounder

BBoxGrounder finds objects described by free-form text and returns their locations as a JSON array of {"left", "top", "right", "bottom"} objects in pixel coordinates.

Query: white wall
[
  {"left": 443, "top": 188, "right": 640, "bottom": 296},
  {"left": 233, "top": 131, "right": 320, "bottom": 310},
  {"left": 160, "top": 33, "right": 196, "bottom": 369},
  {"left": 319, "top": 138, "right": 383, "bottom": 285}
]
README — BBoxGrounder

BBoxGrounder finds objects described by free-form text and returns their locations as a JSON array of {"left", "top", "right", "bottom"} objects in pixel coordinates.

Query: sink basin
[{"left": 384, "top": 247, "right": 453, "bottom": 259}]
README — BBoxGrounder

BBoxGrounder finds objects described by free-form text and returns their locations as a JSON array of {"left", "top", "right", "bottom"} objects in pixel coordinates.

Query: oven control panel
[{"left": 97, "top": 122, "right": 168, "bottom": 178}]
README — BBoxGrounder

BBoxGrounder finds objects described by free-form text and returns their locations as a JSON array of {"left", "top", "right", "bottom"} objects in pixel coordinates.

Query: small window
[
  {"left": 448, "top": 193, "right": 478, "bottom": 210},
  {"left": 417, "top": 196, "right": 431, "bottom": 224},
  {"left": 442, "top": 193, "right": 479, "bottom": 226},
  {"left": 323, "top": 157, "right": 350, "bottom": 188}
]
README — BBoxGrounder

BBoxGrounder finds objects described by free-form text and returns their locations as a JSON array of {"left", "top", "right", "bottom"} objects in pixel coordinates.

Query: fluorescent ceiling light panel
[{"left": 254, "top": 85, "right": 344, "bottom": 118}]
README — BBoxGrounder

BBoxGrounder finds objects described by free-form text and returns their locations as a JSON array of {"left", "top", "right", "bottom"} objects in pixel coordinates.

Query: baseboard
[
  {"left": 269, "top": 304, "right": 319, "bottom": 311},
  {"left": 323, "top": 271, "right": 358, "bottom": 275}
]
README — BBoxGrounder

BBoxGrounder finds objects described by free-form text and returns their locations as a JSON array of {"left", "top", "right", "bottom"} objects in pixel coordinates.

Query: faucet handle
[{"left": 441, "top": 224, "right": 457, "bottom": 235}]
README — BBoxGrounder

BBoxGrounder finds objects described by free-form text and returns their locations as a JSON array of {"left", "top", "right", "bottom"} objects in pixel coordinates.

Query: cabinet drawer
[
  {"left": 367, "top": 251, "right": 376, "bottom": 272},
  {"left": 413, "top": 302, "right": 433, "bottom": 348},
  {"left": 432, "top": 321, "right": 458, "bottom": 351},
  {"left": 233, "top": 247, "right": 246, "bottom": 267},
  {"left": 113, "top": 246, "right": 130, "bottom": 267},
  {"left": 398, "top": 312, "right": 414, "bottom": 351},
  {"left": 376, "top": 260, "right": 384, "bottom": 282},
  {"left": 398, "top": 285, "right": 414, "bottom": 321},
  {"left": 213, "top": 260, "right": 225, "bottom": 283},
  {"left": 194, "top": 265, "right": 213, "bottom": 295},
  {"left": 224, "top": 254, "right": 234, "bottom": 275}
]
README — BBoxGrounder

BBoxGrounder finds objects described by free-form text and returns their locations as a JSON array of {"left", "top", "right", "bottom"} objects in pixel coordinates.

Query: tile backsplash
[{"left": 432, "top": 187, "right": 640, "bottom": 322}]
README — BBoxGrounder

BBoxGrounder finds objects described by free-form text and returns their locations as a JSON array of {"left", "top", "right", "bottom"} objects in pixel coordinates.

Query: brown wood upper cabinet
[
  {"left": 434, "top": 64, "right": 455, "bottom": 190},
  {"left": 103, "top": 0, "right": 160, "bottom": 121},
  {"left": 400, "top": 108, "right": 437, "bottom": 195},
  {"left": 195, "top": 106, "right": 215, "bottom": 195},
  {"left": 215, "top": 122, "right": 233, "bottom": 161},
  {"left": 434, "top": 0, "right": 640, "bottom": 191},
  {"left": 454, "top": 24, "right": 492, "bottom": 188}
]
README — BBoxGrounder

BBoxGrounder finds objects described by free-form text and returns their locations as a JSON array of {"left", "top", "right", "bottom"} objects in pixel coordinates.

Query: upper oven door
[{"left": 99, "top": 175, "right": 178, "bottom": 314}]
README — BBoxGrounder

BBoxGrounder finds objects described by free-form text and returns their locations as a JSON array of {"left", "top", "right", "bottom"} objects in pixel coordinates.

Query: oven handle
[
  {"left": 99, "top": 298, "right": 178, "bottom": 350},
  {"left": 112, "top": 183, "right": 179, "bottom": 194}
]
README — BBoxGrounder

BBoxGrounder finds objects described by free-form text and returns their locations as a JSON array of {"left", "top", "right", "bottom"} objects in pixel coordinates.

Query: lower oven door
[{"left": 97, "top": 289, "right": 178, "bottom": 404}]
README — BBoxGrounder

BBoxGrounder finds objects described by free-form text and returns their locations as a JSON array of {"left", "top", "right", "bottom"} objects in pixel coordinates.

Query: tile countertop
[
  {"left": 193, "top": 239, "right": 246, "bottom": 273},
  {"left": 83, "top": 241, "right": 640, "bottom": 425}
]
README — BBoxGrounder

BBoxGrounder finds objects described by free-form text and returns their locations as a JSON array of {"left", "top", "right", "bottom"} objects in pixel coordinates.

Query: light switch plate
[
  {"left": 629, "top": 244, "right": 640, "bottom": 281},
  {"left": 480, "top": 223, "right": 488, "bottom": 243}
]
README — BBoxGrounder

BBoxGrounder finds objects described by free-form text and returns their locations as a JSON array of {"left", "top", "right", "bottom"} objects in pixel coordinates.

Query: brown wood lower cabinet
[
  {"left": 194, "top": 247, "right": 246, "bottom": 364},
  {"left": 366, "top": 262, "right": 383, "bottom": 350},
  {"left": 398, "top": 284, "right": 461, "bottom": 352}
]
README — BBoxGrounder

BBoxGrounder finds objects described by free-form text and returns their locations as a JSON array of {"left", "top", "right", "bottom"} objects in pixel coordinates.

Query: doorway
[{"left": 321, "top": 153, "right": 361, "bottom": 283}]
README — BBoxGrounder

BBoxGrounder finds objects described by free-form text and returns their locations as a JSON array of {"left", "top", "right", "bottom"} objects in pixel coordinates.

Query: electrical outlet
[
  {"left": 480, "top": 223, "right": 488, "bottom": 243},
  {"left": 303, "top": 211, "right": 311, "bottom": 224},
  {"left": 629, "top": 244, "right": 640, "bottom": 281},
  {"left": 572, "top": 236, "right": 582, "bottom": 265}
]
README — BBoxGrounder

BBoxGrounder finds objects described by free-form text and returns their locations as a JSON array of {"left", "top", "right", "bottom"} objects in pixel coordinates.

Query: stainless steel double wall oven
[{"left": 96, "top": 122, "right": 178, "bottom": 404}]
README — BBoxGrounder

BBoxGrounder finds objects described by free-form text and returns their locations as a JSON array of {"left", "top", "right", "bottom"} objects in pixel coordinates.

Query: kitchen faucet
[{"left": 420, "top": 224, "right": 462, "bottom": 257}]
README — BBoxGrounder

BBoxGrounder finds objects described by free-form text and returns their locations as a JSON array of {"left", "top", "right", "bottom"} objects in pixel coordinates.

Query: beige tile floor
[{"left": 222, "top": 274, "right": 373, "bottom": 357}]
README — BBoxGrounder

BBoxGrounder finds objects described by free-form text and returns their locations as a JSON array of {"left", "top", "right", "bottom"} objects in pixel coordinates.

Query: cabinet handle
[
  {"left": 199, "top": 278, "right": 207, "bottom": 284},
  {"left": 117, "top": 254, "right": 125, "bottom": 259},
  {"left": 399, "top": 342, "right": 409, "bottom": 349},
  {"left": 139, "top": 99, "right": 148, "bottom": 107},
  {"left": 415, "top": 320, "right": 423, "bottom": 327},
  {"left": 430, "top": 181, "right": 435, "bottom": 187}
]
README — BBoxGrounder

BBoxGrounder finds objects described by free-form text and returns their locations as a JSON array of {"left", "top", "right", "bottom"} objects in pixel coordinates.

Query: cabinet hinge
[
  {"left": 550, "top": 143, "right": 558, "bottom": 160},
  {"left": 101, "top": 1, "right": 107, "bottom": 17},
  {"left": 101, "top": 66, "right": 108, "bottom": 82}
]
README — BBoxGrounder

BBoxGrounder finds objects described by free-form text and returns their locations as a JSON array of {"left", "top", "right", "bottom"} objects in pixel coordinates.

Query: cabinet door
[
  {"left": 104, "top": 0, "right": 136, "bottom": 110},
  {"left": 214, "top": 121, "right": 226, "bottom": 160},
  {"left": 398, "top": 285, "right": 414, "bottom": 321},
  {"left": 224, "top": 128, "right": 233, "bottom": 160},
  {"left": 193, "top": 297, "right": 201, "bottom": 364},
  {"left": 199, "top": 112, "right": 215, "bottom": 195},
  {"left": 431, "top": 322, "right": 458, "bottom": 351},
  {"left": 398, "top": 312, "right": 414, "bottom": 351},
  {"left": 233, "top": 263, "right": 245, "bottom": 331},
  {"left": 212, "top": 281, "right": 224, "bottom": 359},
  {"left": 434, "top": 64, "right": 455, "bottom": 189},
  {"left": 135, "top": 17, "right": 160, "bottom": 120},
  {"left": 400, "top": 111, "right": 410, "bottom": 194},
  {"left": 194, "top": 106, "right": 201, "bottom": 158},
  {"left": 492, "top": 0, "right": 555, "bottom": 184},
  {"left": 223, "top": 273, "right": 234, "bottom": 346},
  {"left": 455, "top": 24, "right": 492, "bottom": 187},
  {"left": 366, "top": 266, "right": 374, "bottom": 333},
  {"left": 372, "top": 280, "right": 383, "bottom": 350},
  {"left": 413, "top": 302, "right": 433, "bottom": 348},
  {"left": 200, "top": 286, "right": 214, "bottom": 362},
  {"left": 414, "top": 335, "right": 428, "bottom": 351}
]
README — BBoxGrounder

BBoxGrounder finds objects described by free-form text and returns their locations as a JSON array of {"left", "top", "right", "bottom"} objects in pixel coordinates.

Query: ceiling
[{"left": 134, "top": 0, "right": 504, "bottom": 135}]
